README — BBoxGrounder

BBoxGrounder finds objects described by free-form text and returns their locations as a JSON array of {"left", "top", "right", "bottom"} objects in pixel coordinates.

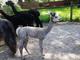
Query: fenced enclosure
[{"left": 0, "top": 1, "right": 80, "bottom": 60}]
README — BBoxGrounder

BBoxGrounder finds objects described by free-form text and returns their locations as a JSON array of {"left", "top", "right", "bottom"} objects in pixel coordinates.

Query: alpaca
[
  {"left": 49, "top": 12, "right": 60, "bottom": 23},
  {"left": 0, "top": 18, "right": 16, "bottom": 56},
  {"left": 0, "top": 9, "right": 34, "bottom": 30},
  {"left": 6, "top": 1, "right": 43, "bottom": 27},
  {"left": 28, "top": 8, "right": 43, "bottom": 27},
  {"left": 16, "top": 12, "right": 60, "bottom": 59}
]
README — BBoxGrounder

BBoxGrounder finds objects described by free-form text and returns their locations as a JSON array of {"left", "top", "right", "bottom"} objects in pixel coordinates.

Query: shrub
[{"left": 2, "top": 4, "right": 22, "bottom": 16}]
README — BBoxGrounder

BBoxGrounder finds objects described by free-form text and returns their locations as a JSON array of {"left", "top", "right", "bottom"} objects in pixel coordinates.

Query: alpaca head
[
  {"left": 6, "top": 1, "right": 14, "bottom": 6},
  {"left": 50, "top": 12, "right": 60, "bottom": 22}
]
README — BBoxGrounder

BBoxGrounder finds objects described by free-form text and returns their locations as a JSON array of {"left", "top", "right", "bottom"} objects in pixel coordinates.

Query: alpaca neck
[
  {"left": 45, "top": 20, "right": 53, "bottom": 34},
  {"left": 10, "top": 4, "right": 18, "bottom": 14},
  {"left": 0, "top": 10, "right": 10, "bottom": 20}
]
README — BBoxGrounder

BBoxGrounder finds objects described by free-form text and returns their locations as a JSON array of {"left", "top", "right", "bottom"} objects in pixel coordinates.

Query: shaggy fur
[
  {"left": 0, "top": 10, "right": 34, "bottom": 30},
  {"left": 6, "top": 1, "right": 43, "bottom": 27},
  {"left": 0, "top": 18, "right": 16, "bottom": 55},
  {"left": 16, "top": 12, "right": 60, "bottom": 59}
]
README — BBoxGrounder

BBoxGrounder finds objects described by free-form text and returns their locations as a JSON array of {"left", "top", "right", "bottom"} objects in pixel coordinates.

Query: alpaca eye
[{"left": 55, "top": 16, "right": 57, "bottom": 18}]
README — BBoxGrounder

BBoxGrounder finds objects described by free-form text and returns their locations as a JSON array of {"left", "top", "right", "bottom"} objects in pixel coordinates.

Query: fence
[
  {"left": 40, "top": 1, "right": 80, "bottom": 22},
  {"left": 70, "top": 1, "right": 80, "bottom": 22}
]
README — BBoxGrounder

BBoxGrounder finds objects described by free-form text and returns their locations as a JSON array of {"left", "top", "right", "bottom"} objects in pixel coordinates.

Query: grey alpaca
[{"left": 16, "top": 12, "right": 60, "bottom": 60}]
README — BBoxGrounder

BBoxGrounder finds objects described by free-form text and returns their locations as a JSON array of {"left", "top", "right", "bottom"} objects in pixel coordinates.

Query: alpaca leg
[
  {"left": 24, "top": 46, "right": 30, "bottom": 55},
  {"left": 39, "top": 39, "right": 44, "bottom": 57},
  {"left": 24, "top": 39, "right": 30, "bottom": 55},
  {"left": 39, "top": 39, "right": 44, "bottom": 59},
  {"left": 19, "top": 47, "right": 23, "bottom": 60},
  {"left": 5, "top": 32, "right": 16, "bottom": 56},
  {"left": 35, "top": 18, "right": 43, "bottom": 27},
  {"left": 38, "top": 18, "right": 43, "bottom": 27},
  {"left": 19, "top": 40, "right": 24, "bottom": 60}
]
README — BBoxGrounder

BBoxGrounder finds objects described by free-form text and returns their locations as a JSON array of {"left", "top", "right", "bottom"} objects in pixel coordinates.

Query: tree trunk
[{"left": 78, "top": 0, "right": 80, "bottom": 8}]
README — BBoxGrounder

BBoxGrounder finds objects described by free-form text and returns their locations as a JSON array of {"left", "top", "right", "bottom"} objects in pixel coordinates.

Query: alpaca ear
[
  {"left": 50, "top": 12, "right": 56, "bottom": 17},
  {"left": 6, "top": 1, "right": 14, "bottom": 5}
]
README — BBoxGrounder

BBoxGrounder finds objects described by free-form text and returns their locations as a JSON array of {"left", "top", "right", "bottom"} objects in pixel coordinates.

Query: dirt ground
[{"left": 0, "top": 22, "right": 80, "bottom": 60}]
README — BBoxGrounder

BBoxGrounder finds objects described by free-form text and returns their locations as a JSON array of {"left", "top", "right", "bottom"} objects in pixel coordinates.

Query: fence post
[
  {"left": 70, "top": 1, "right": 73, "bottom": 22},
  {"left": 78, "top": 0, "right": 80, "bottom": 8}
]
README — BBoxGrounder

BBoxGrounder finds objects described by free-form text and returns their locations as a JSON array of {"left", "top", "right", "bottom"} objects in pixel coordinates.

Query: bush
[
  {"left": 2, "top": 4, "right": 22, "bottom": 16},
  {"left": 2, "top": 5, "right": 14, "bottom": 16}
]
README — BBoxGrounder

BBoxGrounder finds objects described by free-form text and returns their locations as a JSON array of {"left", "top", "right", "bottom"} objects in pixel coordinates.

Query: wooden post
[
  {"left": 70, "top": 1, "right": 73, "bottom": 22},
  {"left": 78, "top": 0, "right": 80, "bottom": 8}
]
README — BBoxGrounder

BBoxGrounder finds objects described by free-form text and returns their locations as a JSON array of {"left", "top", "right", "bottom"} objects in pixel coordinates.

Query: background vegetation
[
  {"left": 0, "top": 0, "right": 80, "bottom": 22},
  {"left": 1, "top": 5, "right": 80, "bottom": 22},
  {"left": 39, "top": 6, "right": 80, "bottom": 22}
]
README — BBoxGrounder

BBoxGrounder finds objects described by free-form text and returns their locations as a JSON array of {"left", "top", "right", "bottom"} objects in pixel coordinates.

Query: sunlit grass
[{"left": 39, "top": 6, "right": 80, "bottom": 22}]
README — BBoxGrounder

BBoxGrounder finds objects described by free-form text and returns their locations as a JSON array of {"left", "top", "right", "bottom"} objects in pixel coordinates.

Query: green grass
[{"left": 39, "top": 6, "right": 80, "bottom": 22}]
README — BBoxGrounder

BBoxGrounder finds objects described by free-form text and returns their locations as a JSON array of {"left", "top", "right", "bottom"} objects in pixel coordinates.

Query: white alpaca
[
  {"left": 16, "top": 12, "right": 60, "bottom": 59},
  {"left": 49, "top": 12, "right": 60, "bottom": 22}
]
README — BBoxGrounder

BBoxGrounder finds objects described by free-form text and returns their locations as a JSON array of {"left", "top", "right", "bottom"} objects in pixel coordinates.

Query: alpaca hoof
[
  {"left": 9, "top": 54, "right": 15, "bottom": 57},
  {"left": 23, "top": 58, "right": 25, "bottom": 60},
  {"left": 21, "top": 58, "right": 25, "bottom": 60},
  {"left": 28, "top": 53, "right": 31, "bottom": 55},
  {"left": 40, "top": 54, "right": 45, "bottom": 59},
  {"left": 41, "top": 56, "right": 44, "bottom": 60},
  {"left": 9, "top": 52, "right": 15, "bottom": 57}
]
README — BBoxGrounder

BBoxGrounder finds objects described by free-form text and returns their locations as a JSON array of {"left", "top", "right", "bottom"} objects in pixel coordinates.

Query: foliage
[
  {"left": 2, "top": 5, "right": 14, "bottom": 16},
  {"left": 1, "top": 4, "right": 22, "bottom": 16},
  {"left": 39, "top": 9, "right": 50, "bottom": 22}
]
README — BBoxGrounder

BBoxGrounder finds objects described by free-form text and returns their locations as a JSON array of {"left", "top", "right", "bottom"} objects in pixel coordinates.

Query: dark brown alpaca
[
  {"left": 0, "top": 18, "right": 16, "bottom": 56},
  {"left": 0, "top": 9, "right": 34, "bottom": 30}
]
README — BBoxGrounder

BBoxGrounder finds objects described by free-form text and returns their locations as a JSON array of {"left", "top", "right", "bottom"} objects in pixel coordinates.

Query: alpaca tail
[{"left": 16, "top": 25, "right": 23, "bottom": 36}]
